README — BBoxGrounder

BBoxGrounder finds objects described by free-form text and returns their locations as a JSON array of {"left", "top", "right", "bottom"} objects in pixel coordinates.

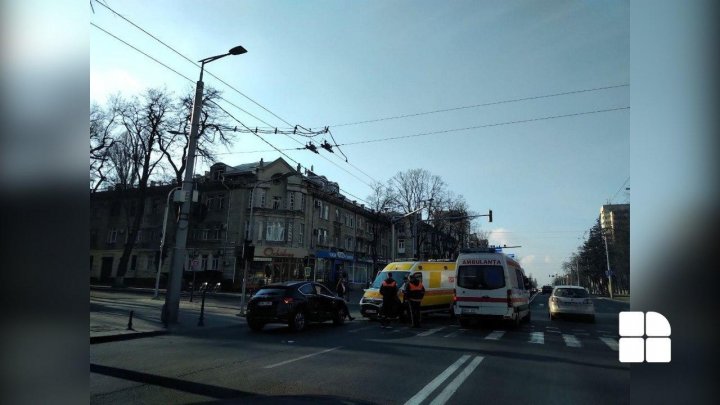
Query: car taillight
[
  {"left": 507, "top": 289, "right": 513, "bottom": 307},
  {"left": 283, "top": 297, "right": 294, "bottom": 304},
  {"left": 453, "top": 288, "right": 457, "bottom": 302}
]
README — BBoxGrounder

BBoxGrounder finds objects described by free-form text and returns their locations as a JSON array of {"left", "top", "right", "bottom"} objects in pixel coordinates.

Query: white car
[{"left": 549, "top": 285, "right": 595, "bottom": 322}]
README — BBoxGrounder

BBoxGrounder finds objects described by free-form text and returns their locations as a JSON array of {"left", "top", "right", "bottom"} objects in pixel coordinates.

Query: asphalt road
[{"left": 90, "top": 291, "right": 629, "bottom": 404}]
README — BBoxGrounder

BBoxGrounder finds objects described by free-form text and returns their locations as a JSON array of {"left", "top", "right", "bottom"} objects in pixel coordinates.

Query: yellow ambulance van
[{"left": 359, "top": 261, "right": 456, "bottom": 319}]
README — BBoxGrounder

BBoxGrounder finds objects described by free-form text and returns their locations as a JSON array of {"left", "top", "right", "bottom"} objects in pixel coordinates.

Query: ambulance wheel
[
  {"left": 510, "top": 313, "right": 521, "bottom": 328},
  {"left": 523, "top": 310, "right": 531, "bottom": 323},
  {"left": 459, "top": 317, "right": 471, "bottom": 328}
]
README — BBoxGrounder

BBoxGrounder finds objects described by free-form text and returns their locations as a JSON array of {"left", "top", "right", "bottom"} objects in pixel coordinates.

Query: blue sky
[{"left": 90, "top": 0, "right": 629, "bottom": 284}]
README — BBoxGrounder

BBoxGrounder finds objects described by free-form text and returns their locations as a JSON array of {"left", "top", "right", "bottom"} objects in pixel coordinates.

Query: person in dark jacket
[
  {"left": 406, "top": 273, "right": 426, "bottom": 328},
  {"left": 379, "top": 273, "right": 399, "bottom": 328}
]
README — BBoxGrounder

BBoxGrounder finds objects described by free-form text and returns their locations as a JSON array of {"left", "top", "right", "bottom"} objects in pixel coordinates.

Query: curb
[{"left": 90, "top": 330, "right": 168, "bottom": 344}]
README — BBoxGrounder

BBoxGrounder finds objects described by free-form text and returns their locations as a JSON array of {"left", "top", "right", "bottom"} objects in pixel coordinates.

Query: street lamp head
[{"left": 229, "top": 45, "right": 247, "bottom": 55}]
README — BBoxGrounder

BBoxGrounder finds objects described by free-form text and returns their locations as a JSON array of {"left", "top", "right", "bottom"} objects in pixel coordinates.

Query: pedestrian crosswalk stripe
[
  {"left": 562, "top": 334, "right": 582, "bottom": 348},
  {"left": 599, "top": 337, "right": 619, "bottom": 351},
  {"left": 417, "top": 327, "right": 445, "bottom": 337},
  {"left": 529, "top": 331, "right": 544, "bottom": 344},
  {"left": 485, "top": 330, "right": 505, "bottom": 340},
  {"left": 443, "top": 330, "right": 465, "bottom": 338}
]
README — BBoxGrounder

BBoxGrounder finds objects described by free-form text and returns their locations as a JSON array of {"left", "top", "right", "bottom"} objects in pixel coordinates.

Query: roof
[
  {"left": 553, "top": 285, "right": 586, "bottom": 289},
  {"left": 226, "top": 161, "right": 260, "bottom": 174},
  {"left": 262, "top": 280, "right": 310, "bottom": 288}
]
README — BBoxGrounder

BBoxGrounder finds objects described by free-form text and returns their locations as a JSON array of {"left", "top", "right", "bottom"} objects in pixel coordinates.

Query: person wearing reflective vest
[
  {"left": 379, "top": 273, "right": 399, "bottom": 328},
  {"left": 406, "top": 275, "right": 425, "bottom": 328}
]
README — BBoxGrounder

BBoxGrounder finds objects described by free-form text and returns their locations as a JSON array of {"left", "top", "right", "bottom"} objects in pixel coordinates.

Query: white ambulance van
[{"left": 453, "top": 248, "right": 531, "bottom": 327}]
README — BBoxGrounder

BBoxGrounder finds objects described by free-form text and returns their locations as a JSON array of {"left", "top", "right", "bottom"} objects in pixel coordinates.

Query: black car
[
  {"left": 542, "top": 285, "right": 553, "bottom": 294},
  {"left": 245, "top": 281, "right": 349, "bottom": 332}
]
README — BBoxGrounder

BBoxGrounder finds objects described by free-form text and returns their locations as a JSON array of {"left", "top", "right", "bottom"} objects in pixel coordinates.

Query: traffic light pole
[{"left": 154, "top": 187, "right": 180, "bottom": 299}]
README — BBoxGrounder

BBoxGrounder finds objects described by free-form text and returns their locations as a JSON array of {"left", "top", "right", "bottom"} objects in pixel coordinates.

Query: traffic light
[{"left": 488, "top": 209, "right": 493, "bottom": 223}]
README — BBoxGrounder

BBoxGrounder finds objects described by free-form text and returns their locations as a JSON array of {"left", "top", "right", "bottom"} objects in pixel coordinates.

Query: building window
[
  {"left": 260, "top": 190, "right": 266, "bottom": 208},
  {"left": 266, "top": 221, "right": 285, "bottom": 242},
  {"left": 130, "top": 255, "right": 137, "bottom": 271},
  {"left": 322, "top": 205, "right": 329, "bottom": 220},
  {"left": 346, "top": 236, "right": 353, "bottom": 250},
  {"left": 299, "top": 223, "right": 305, "bottom": 247},
  {"left": 335, "top": 209, "right": 340, "bottom": 221},
  {"left": 288, "top": 192, "right": 295, "bottom": 210},
  {"left": 287, "top": 221, "right": 294, "bottom": 244},
  {"left": 317, "top": 228, "right": 328, "bottom": 245},
  {"left": 201, "top": 255, "right": 208, "bottom": 270},
  {"left": 136, "top": 230, "right": 144, "bottom": 243},
  {"left": 244, "top": 220, "right": 250, "bottom": 239},
  {"left": 272, "top": 196, "right": 282, "bottom": 210},
  {"left": 107, "top": 229, "right": 117, "bottom": 243},
  {"left": 398, "top": 239, "right": 405, "bottom": 253},
  {"left": 300, "top": 194, "right": 306, "bottom": 211},
  {"left": 211, "top": 257, "right": 219, "bottom": 270}
]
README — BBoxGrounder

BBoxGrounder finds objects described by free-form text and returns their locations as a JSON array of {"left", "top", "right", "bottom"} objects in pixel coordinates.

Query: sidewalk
[{"left": 90, "top": 284, "right": 366, "bottom": 344}]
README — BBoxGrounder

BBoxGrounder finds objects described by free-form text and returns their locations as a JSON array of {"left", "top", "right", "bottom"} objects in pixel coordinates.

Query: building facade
[
  {"left": 90, "top": 157, "right": 392, "bottom": 290},
  {"left": 600, "top": 203, "right": 630, "bottom": 242}
]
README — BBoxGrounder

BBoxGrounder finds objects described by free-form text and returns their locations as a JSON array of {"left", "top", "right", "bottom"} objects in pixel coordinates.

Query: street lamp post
[
  {"left": 602, "top": 232, "right": 614, "bottom": 299},
  {"left": 163, "top": 45, "right": 247, "bottom": 324},
  {"left": 239, "top": 171, "right": 297, "bottom": 315},
  {"left": 153, "top": 186, "right": 181, "bottom": 299}
]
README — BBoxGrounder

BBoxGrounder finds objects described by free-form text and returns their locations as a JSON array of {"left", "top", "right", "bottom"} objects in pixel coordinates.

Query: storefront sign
[{"left": 259, "top": 247, "right": 308, "bottom": 258}]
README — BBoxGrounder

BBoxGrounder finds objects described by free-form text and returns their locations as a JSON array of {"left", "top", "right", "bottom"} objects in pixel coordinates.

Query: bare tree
[
  {"left": 390, "top": 168, "right": 446, "bottom": 214},
  {"left": 111, "top": 89, "right": 170, "bottom": 286},
  {"left": 158, "top": 87, "right": 233, "bottom": 185},
  {"left": 364, "top": 182, "right": 396, "bottom": 283},
  {"left": 90, "top": 102, "right": 119, "bottom": 192}
]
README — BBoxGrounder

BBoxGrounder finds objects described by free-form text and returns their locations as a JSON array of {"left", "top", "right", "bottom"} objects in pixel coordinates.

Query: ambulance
[
  {"left": 453, "top": 248, "right": 531, "bottom": 327},
  {"left": 359, "top": 261, "right": 456, "bottom": 320}
]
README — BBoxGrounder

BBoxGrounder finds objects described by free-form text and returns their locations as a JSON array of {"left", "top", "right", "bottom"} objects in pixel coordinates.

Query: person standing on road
[
  {"left": 379, "top": 273, "right": 399, "bottom": 328},
  {"left": 336, "top": 276, "right": 347, "bottom": 301},
  {"left": 406, "top": 273, "right": 425, "bottom": 328}
]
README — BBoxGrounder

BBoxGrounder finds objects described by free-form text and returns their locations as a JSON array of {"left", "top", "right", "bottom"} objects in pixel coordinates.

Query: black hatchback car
[{"left": 245, "top": 281, "right": 349, "bottom": 332}]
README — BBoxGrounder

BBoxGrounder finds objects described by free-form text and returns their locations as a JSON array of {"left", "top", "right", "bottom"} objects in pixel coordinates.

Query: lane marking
[
  {"left": 600, "top": 337, "right": 619, "bottom": 351},
  {"left": 263, "top": 346, "right": 342, "bottom": 369},
  {"left": 417, "top": 327, "right": 445, "bottom": 337},
  {"left": 429, "top": 356, "right": 484, "bottom": 405},
  {"left": 529, "top": 331, "right": 544, "bottom": 344},
  {"left": 404, "top": 355, "right": 471, "bottom": 405},
  {"left": 484, "top": 330, "right": 505, "bottom": 340},
  {"left": 562, "top": 334, "right": 582, "bottom": 348}
]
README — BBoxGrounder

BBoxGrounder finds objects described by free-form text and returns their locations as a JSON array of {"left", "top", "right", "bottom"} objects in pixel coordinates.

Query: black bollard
[
  {"left": 127, "top": 310, "right": 134, "bottom": 330},
  {"left": 198, "top": 289, "right": 206, "bottom": 326}
]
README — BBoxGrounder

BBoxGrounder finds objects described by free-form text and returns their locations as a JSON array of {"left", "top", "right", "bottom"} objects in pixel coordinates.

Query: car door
[
  {"left": 299, "top": 283, "right": 321, "bottom": 321},
  {"left": 314, "top": 283, "right": 336, "bottom": 320}
]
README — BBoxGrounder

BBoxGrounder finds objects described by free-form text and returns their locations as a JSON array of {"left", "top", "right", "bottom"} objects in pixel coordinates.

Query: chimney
[
  {"left": 259, "top": 158, "right": 264, "bottom": 167},
  {"left": 296, "top": 163, "right": 301, "bottom": 172}
]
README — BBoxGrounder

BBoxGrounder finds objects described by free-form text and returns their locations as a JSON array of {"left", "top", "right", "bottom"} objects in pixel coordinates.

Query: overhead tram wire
[
  {"left": 91, "top": 23, "right": 378, "bottom": 191},
  {"left": 335, "top": 106, "right": 631, "bottom": 147},
  {"left": 609, "top": 176, "right": 630, "bottom": 203},
  {"left": 92, "top": 0, "right": 294, "bottom": 127},
  {"left": 329, "top": 84, "right": 630, "bottom": 128},
  {"left": 208, "top": 100, "right": 377, "bottom": 190}
]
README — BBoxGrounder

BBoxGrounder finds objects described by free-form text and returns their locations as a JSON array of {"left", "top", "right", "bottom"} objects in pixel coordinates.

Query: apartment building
[{"left": 90, "top": 157, "right": 391, "bottom": 290}]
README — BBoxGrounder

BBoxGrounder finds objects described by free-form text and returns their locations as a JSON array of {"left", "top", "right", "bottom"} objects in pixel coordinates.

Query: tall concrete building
[{"left": 600, "top": 203, "right": 630, "bottom": 242}]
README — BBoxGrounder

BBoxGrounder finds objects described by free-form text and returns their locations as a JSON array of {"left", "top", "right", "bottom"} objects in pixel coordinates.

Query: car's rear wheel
[
  {"left": 523, "top": 309, "right": 531, "bottom": 323},
  {"left": 289, "top": 311, "right": 306, "bottom": 331},
  {"left": 550, "top": 312, "right": 556, "bottom": 321},
  {"left": 247, "top": 319, "right": 264, "bottom": 331},
  {"left": 333, "top": 307, "right": 346, "bottom": 325}
]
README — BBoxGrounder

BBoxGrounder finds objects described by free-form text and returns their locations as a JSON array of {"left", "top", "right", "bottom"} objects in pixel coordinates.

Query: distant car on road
[
  {"left": 541, "top": 285, "right": 553, "bottom": 294},
  {"left": 549, "top": 285, "right": 595, "bottom": 322},
  {"left": 530, "top": 287, "right": 538, "bottom": 295},
  {"left": 245, "top": 281, "right": 349, "bottom": 332}
]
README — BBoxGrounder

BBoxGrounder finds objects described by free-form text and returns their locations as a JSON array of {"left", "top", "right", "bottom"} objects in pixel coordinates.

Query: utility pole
[
  {"left": 163, "top": 46, "right": 247, "bottom": 324},
  {"left": 602, "top": 232, "right": 614, "bottom": 299}
]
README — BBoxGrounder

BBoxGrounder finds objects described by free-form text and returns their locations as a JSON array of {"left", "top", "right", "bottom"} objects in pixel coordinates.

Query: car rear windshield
[
  {"left": 253, "top": 288, "right": 288, "bottom": 297},
  {"left": 371, "top": 271, "right": 410, "bottom": 289},
  {"left": 554, "top": 288, "right": 589, "bottom": 298},
  {"left": 457, "top": 265, "right": 505, "bottom": 290}
]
